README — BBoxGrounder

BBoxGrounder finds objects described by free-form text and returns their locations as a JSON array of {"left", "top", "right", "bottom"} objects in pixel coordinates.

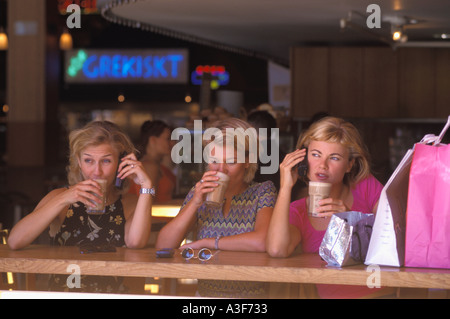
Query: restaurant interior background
[{"left": 1, "top": 0, "right": 449, "bottom": 232}]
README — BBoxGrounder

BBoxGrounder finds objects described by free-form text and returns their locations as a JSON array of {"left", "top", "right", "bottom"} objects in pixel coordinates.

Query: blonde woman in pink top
[{"left": 266, "top": 116, "right": 390, "bottom": 298}]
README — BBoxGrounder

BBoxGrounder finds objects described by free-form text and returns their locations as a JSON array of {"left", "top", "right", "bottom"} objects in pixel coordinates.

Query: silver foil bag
[{"left": 319, "top": 211, "right": 375, "bottom": 267}]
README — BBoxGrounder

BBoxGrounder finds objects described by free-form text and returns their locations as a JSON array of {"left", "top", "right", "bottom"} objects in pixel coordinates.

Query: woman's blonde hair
[
  {"left": 296, "top": 116, "right": 371, "bottom": 186},
  {"left": 205, "top": 118, "right": 258, "bottom": 184},
  {"left": 66, "top": 121, "right": 136, "bottom": 194}
]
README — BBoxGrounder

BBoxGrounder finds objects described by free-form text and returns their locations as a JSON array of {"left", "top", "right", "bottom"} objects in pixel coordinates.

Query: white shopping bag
[
  {"left": 365, "top": 149, "right": 412, "bottom": 267},
  {"left": 365, "top": 132, "right": 443, "bottom": 267}
]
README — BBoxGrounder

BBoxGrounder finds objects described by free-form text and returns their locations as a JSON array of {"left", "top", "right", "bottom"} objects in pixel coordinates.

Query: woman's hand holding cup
[{"left": 191, "top": 171, "right": 220, "bottom": 207}]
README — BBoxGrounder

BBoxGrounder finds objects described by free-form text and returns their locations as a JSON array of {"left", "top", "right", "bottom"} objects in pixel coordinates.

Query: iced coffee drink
[
  {"left": 86, "top": 178, "right": 108, "bottom": 214},
  {"left": 205, "top": 172, "right": 230, "bottom": 207},
  {"left": 308, "top": 181, "right": 332, "bottom": 217}
]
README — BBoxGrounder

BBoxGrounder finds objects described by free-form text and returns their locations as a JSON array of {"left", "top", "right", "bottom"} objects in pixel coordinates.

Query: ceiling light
[
  {"left": 433, "top": 33, "right": 450, "bottom": 40},
  {"left": 391, "top": 25, "right": 407, "bottom": 43},
  {"left": 392, "top": 31, "right": 402, "bottom": 41}
]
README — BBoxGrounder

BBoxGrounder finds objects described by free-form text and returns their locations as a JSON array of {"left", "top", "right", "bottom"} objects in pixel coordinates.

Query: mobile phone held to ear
[
  {"left": 297, "top": 147, "right": 308, "bottom": 177},
  {"left": 115, "top": 151, "right": 127, "bottom": 189}
]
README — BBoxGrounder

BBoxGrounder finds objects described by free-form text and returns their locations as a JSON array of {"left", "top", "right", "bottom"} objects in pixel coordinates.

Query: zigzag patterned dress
[{"left": 181, "top": 180, "right": 277, "bottom": 297}]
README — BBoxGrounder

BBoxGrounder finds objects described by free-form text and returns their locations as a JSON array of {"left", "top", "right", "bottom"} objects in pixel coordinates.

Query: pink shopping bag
[{"left": 405, "top": 117, "right": 450, "bottom": 269}]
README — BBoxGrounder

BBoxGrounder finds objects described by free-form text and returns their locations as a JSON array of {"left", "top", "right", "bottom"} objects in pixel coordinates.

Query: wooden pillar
[{"left": 6, "top": 0, "right": 46, "bottom": 167}]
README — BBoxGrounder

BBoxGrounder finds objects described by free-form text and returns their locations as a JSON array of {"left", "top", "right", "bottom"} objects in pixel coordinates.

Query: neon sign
[
  {"left": 191, "top": 65, "right": 230, "bottom": 89},
  {"left": 58, "top": 0, "right": 98, "bottom": 14},
  {"left": 65, "top": 49, "right": 188, "bottom": 84}
]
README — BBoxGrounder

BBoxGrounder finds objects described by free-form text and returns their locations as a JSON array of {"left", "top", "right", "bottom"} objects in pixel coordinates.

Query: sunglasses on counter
[{"left": 181, "top": 247, "right": 219, "bottom": 262}]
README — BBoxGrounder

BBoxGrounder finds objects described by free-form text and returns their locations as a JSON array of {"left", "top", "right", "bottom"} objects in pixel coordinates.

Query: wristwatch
[
  {"left": 140, "top": 187, "right": 156, "bottom": 196},
  {"left": 215, "top": 235, "right": 222, "bottom": 250}
]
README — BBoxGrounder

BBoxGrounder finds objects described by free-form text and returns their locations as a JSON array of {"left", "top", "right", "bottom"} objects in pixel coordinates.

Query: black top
[
  {"left": 52, "top": 197, "right": 126, "bottom": 247},
  {"left": 49, "top": 197, "right": 128, "bottom": 293}
]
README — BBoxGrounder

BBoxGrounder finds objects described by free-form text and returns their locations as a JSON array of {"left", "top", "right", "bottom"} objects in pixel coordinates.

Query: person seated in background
[
  {"left": 130, "top": 120, "right": 175, "bottom": 203},
  {"left": 156, "top": 118, "right": 277, "bottom": 298},
  {"left": 247, "top": 110, "right": 286, "bottom": 191},
  {"left": 7, "top": 121, "right": 154, "bottom": 292},
  {"left": 266, "top": 116, "right": 391, "bottom": 298}
]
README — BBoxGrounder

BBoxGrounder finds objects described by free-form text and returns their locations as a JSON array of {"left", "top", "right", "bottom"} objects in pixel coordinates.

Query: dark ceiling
[{"left": 98, "top": 0, "right": 450, "bottom": 66}]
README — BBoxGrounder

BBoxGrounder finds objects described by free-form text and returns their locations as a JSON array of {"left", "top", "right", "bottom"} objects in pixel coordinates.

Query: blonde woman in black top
[{"left": 8, "top": 121, "right": 154, "bottom": 250}]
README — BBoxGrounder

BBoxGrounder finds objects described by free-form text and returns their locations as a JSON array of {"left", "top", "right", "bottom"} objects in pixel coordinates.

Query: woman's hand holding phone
[
  {"left": 116, "top": 153, "right": 153, "bottom": 189},
  {"left": 279, "top": 148, "right": 307, "bottom": 190},
  {"left": 297, "top": 147, "right": 308, "bottom": 177}
]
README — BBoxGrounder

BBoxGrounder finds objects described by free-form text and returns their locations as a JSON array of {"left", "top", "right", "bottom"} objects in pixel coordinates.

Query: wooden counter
[{"left": 1, "top": 245, "right": 449, "bottom": 289}]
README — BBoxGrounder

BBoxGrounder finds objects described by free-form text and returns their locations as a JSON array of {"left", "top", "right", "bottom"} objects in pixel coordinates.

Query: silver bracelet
[
  {"left": 140, "top": 187, "right": 155, "bottom": 196},
  {"left": 215, "top": 235, "right": 222, "bottom": 250}
]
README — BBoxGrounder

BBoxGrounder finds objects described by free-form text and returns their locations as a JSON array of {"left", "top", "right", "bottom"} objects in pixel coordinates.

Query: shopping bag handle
[
  {"left": 420, "top": 115, "right": 450, "bottom": 146},
  {"left": 435, "top": 115, "right": 450, "bottom": 146}
]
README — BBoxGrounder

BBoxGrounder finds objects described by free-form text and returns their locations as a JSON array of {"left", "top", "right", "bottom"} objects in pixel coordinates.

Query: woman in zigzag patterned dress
[{"left": 156, "top": 118, "right": 277, "bottom": 298}]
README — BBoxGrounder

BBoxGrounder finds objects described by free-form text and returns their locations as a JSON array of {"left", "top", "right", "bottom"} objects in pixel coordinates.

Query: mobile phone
[
  {"left": 297, "top": 147, "right": 308, "bottom": 177},
  {"left": 156, "top": 248, "right": 175, "bottom": 258},
  {"left": 115, "top": 151, "right": 127, "bottom": 189}
]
